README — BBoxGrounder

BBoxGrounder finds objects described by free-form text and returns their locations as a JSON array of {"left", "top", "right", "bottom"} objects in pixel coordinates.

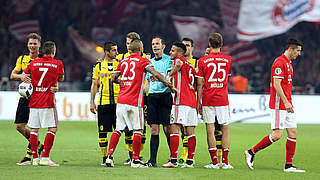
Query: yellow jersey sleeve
[
  {"left": 13, "top": 56, "right": 23, "bottom": 72},
  {"left": 92, "top": 63, "right": 100, "bottom": 80}
]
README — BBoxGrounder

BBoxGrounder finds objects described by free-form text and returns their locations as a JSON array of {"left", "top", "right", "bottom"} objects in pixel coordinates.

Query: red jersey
[
  {"left": 269, "top": 54, "right": 293, "bottom": 110},
  {"left": 24, "top": 56, "right": 64, "bottom": 108},
  {"left": 115, "top": 53, "right": 151, "bottom": 107},
  {"left": 173, "top": 56, "right": 197, "bottom": 108},
  {"left": 197, "top": 52, "right": 232, "bottom": 106}
]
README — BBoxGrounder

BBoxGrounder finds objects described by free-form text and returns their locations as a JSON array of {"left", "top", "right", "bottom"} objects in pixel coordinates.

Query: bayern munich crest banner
[{"left": 237, "top": 0, "right": 320, "bottom": 41}]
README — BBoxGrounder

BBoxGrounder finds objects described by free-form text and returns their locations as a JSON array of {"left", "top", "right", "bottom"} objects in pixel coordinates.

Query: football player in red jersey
[
  {"left": 24, "top": 41, "right": 64, "bottom": 166},
  {"left": 245, "top": 38, "right": 305, "bottom": 173},
  {"left": 197, "top": 33, "right": 233, "bottom": 169},
  {"left": 105, "top": 39, "right": 176, "bottom": 168},
  {"left": 162, "top": 42, "right": 197, "bottom": 168}
]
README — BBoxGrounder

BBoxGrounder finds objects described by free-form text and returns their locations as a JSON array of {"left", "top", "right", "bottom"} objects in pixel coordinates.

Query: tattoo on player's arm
[
  {"left": 111, "top": 72, "right": 121, "bottom": 84},
  {"left": 146, "top": 65, "right": 170, "bottom": 86}
]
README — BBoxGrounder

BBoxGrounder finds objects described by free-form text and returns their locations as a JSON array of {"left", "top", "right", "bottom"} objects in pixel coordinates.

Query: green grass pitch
[{"left": 0, "top": 121, "right": 318, "bottom": 180}]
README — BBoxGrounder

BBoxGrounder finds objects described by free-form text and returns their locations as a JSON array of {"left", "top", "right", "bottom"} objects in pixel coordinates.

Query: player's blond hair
[
  {"left": 126, "top": 32, "right": 141, "bottom": 40},
  {"left": 27, "top": 33, "right": 41, "bottom": 42}
]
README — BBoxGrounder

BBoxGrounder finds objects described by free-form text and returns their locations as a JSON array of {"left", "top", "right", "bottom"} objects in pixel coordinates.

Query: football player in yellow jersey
[
  {"left": 10, "top": 33, "right": 46, "bottom": 165},
  {"left": 90, "top": 41, "right": 120, "bottom": 166},
  {"left": 116, "top": 32, "right": 149, "bottom": 165}
]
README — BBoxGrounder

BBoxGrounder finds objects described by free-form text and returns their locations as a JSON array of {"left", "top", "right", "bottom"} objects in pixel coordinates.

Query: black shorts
[
  {"left": 143, "top": 94, "right": 148, "bottom": 122},
  {"left": 97, "top": 104, "right": 116, "bottom": 132},
  {"left": 147, "top": 93, "right": 172, "bottom": 125},
  {"left": 14, "top": 97, "right": 30, "bottom": 124}
]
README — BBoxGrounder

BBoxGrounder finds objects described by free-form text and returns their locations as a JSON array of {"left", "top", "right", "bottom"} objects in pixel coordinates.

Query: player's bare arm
[
  {"left": 58, "top": 75, "right": 64, "bottom": 82},
  {"left": 90, "top": 78, "right": 98, "bottom": 114},
  {"left": 168, "top": 60, "right": 183, "bottom": 77},
  {"left": 196, "top": 78, "right": 204, "bottom": 115},
  {"left": 11, "top": 70, "right": 32, "bottom": 83},
  {"left": 273, "top": 78, "right": 294, "bottom": 113},
  {"left": 50, "top": 82, "right": 59, "bottom": 93},
  {"left": 111, "top": 72, "right": 121, "bottom": 84},
  {"left": 145, "top": 65, "right": 177, "bottom": 93},
  {"left": 144, "top": 79, "right": 150, "bottom": 93}
]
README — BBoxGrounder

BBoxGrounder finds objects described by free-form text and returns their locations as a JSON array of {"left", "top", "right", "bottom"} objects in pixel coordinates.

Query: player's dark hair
[
  {"left": 27, "top": 33, "right": 41, "bottom": 42},
  {"left": 126, "top": 32, "right": 141, "bottom": 40},
  {"left": 182, "top": 37, "right": 194, "bottom": 47},
  {"left": 152, "top": 35, "right": 165, "bottom": 45},
  {"left": 173, "top": 42, "right": 186, "bottom": 54},
  {"left": 286, "top": 38, "right": 302, "bottom": 50},
  {"left": 209, "top": 33, "right": 223, "bottom": 48},
  {"left": 42, "top": 41, "right": 55, "bottom": 55},
  {"left": 104, "top": 41, "right": 117, "bottom": 52},
  {"left": 130, "top": 38, "right": 142, "bottom": 53}
]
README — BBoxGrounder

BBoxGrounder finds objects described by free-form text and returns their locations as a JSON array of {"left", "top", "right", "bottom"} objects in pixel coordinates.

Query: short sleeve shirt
[
  {"left": 115, "top": 53, "right": 151, "bottom": 107},
  {"left": 196, "top": 52, "right": 232, "bottom": 106},
  {"left": 24, "top": 56, "right": 64, "bottom": 108},
  {"left": 173, "top": 56, "right": 197, "bottom": 108},
  {"left": 269, "top": 54, "right": 293, "bottom": 110}
]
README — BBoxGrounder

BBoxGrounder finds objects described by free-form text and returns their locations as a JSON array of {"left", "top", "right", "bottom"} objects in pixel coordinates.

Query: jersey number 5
[{"left": 38, "top": 68, "right": 48, "bottom": 86}]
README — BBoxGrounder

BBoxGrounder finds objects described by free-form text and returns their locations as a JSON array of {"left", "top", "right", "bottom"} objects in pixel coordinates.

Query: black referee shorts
[
  {"left": 147, "top": 93, "right": 173, "bottom": 125},
  {"left": 14, "top": 97, "right": 30, "bottom": 124},
  {"left": 97, "top": 104, "right": 116, "bottom": 132}
]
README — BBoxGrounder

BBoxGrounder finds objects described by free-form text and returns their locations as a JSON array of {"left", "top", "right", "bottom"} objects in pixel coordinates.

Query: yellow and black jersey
[
  {"left": 92, "top": 59, "right": 120, "bottom": 105},
  {"left": 13, "top": 54, "right": 40, "bottom": 72},
  {"left": 187, "top": 56, "right": 199, "bottom": 71},
  {"left": 117, "top": 52, "right": 151, "bottom": 60}
]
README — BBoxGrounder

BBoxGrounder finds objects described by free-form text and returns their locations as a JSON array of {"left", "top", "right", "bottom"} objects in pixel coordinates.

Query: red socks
[
  {"left": 42, "top": 130, "right": 56, "bottom": 158},
  {"left": 132, "top": 132, "right": 142, "bottom": 160},
  {"left": 252, "top": 135, "right": 275, "bottom": 154},
  {"left": 222, "top": 148, "right": 229, "bottom": 164},
  {"left": 30, "top": 132, "right": 38, "bottom": 159},
  {"left": 187, "top": 135, "right": 196, "bottom": 161},
  {"left": 107, "top": 130, "right": 121, "bottom": 156},
  {"left": 209, "top": 148, "right": 218, "bottom": 165},
  {"left": 286, "top": 137, "right": 296, "bottom": 164},
  {"left": 170, "top": 133, "right": 179, "bottom": 159}
]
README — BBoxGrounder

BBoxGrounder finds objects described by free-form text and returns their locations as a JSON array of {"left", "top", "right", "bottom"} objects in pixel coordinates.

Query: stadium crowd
[{"left": 1, "top": 0, "right": 319, "bottom": 94}]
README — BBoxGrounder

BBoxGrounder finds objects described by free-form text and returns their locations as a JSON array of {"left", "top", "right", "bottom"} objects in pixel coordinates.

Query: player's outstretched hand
[
  {"left": 285, "top": 102, "right": 294, "bottom": 113},
  {"left": 21, "top": 74, "right": 31, "bottom": 83},
  {"left": 50, "top": 86, "right": 59, "bottom": 93},
  {"left": 90, "top": 103, "right": 97, "bottom": 114}
]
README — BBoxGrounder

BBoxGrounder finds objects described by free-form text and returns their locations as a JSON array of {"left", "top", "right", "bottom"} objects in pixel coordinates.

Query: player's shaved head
[{"left": 130, "top": 38, "right": 143, "bottom": 53}]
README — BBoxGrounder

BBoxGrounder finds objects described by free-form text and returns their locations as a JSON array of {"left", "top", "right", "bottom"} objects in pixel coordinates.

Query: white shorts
[
  {"left": 270, "top": 109, "right": 296, "bottom": 129},
  {"left": 116, "top": 103, "right": 144, "bottom": 131},
  {"left": 202, "top": 106, "right": 230, "bottom": 125},
  {"left": 28, "top": 108, "right": 58, "bottom": 128},
  {"left": 170, "top": 105, "right": 198, "bottom": 127}
]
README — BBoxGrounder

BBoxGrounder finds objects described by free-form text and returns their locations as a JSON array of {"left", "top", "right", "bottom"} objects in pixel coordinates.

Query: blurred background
[{"left": 1, "top": 0, "right": 320, "bottom": 94}]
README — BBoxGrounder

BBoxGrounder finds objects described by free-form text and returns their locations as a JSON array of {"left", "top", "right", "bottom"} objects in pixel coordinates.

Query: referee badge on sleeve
[{"left": 275, "top": 68, "right": 282, "bottom": 75}]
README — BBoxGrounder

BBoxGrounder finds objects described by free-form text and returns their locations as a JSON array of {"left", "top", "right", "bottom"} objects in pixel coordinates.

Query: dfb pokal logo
[{"left": 272, "top": 0, "right": 315, "bottom": 26}]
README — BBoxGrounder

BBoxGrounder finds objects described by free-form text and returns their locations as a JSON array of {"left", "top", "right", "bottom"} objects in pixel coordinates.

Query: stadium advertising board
[{"left": 0, "top": 91, "right": 319, "bottom": 123}]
